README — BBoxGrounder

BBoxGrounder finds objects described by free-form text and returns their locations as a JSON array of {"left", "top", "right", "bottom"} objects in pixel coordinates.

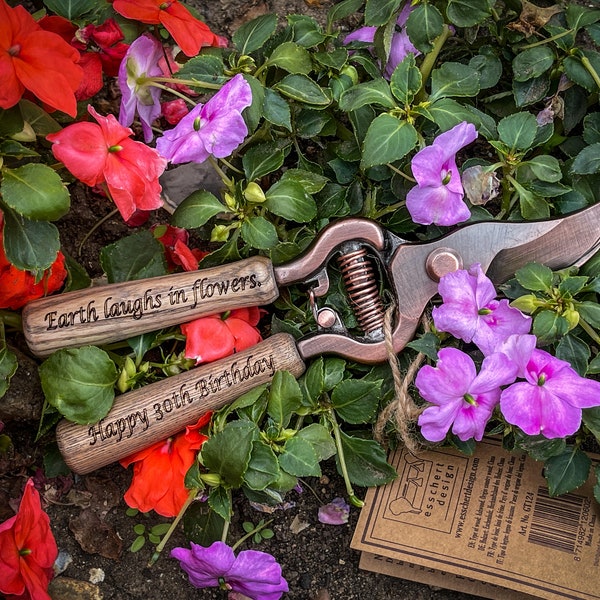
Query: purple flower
[
  {"left": 156, "top": 74, "right": 252, "bottom": 164},
  {"left": 416, "top": 348, "right": 517, "bottom": 442},
  {"left": 406, "top": 121, "right": 478, "bottom": 226},
  {"left": 343, "top": 4, "right": 420, "bottom": 79},
  {"left": 171, "top": 541, "right": 288, "bottom": 600},
  {"left": 432, "top": 264, "right": 532, "bottom": 356},
  {"left": 118, "top": 34, "right": 164, "bottom": 143},
  {"left": 500, "top": 349, "right": 600, "bottom": 438},
  {"left": 318, "top": 497, "right": 350, "bottom": 525}
]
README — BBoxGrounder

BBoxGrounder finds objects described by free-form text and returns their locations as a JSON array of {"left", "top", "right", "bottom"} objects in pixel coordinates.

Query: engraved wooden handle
[
  {"left": 22, "top": 256, "right": 278, "bottom": 357},
  {"left": 55, "top": 333, "right": 305, "bottom": 475}
]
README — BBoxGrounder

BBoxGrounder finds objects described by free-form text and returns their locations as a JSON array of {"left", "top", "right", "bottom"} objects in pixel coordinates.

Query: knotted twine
[{"left": 374, "top": 304, "right": 428, "bottom": 454}]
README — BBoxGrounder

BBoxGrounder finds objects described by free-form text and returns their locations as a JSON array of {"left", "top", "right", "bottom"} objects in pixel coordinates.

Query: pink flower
[
  {"left": 47, "top": 105, "right": 167, "bottom": 224},
  {"left": 171, "top": 541, "right": 288, "bottom": 600},
  {"left": 432, "top": 264, "right": 532, "bottom": 356},
  {"left": 416, "top": 348, "right": 517, "bottom": 442},
  {"left": 500, "top": 349, "right": 600, "bottom": 438},
  {"left": 406, "top": 121, "right": 478, "bottom": 226},
  {"left": 156, "top": 74, "right": 252, "bottom": 164}
]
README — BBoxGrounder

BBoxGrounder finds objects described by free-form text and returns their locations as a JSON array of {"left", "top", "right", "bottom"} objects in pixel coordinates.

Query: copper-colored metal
[
  {"left": 337, "top": 248, "right": 385, "bottom": 333},
  {"left": 425, "top": 247, "right": 463, "bottom": 282}
]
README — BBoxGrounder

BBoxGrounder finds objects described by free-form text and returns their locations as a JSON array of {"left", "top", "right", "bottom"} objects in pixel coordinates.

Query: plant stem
[
  {"left": 208, "top": 156, "right": 234, "bottom": 188},
  {"left": 0, "top": 310, "right": 21, "bottom": 330},
  {"left": 148, "top": 76, "right": 221, "bottom": 90},
  {"left": 148, "top": 82, "right": 198, "bottom": 106},
  {"left": 580, "top": 54, "right": 600, "bottom": 93},
  {"left": 78, "top": 207, "right": 120, "bottom": 256},
  {"left": 415, "top": 24, "right": 452, "bottom": 104},
  {"left": 147, "top": 488, "right": 198, "bottom": 567},
  {"left": 231, "top": 518, "right": 274, "bottom": 551},
  {"left": 578, "top": 318, "right": 600, "bottom": 345}
]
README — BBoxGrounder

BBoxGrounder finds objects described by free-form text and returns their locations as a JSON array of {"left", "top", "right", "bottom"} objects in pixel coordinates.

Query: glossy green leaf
[
  {"left": 338, "top": 431, "right": 397, "bottom": 487},
  {"left": 241, "top": 216, "right": 278, "bottom": 249},
  {"left": 172, "top": 190, "right": 228, "bottom": 228},
  {"left": 583, "top": 113, "right": 600, "bottom": 144},
  {"left": 264, "top": 180, "right": 317, "bottom": 222},
  {"left": 176, "top": 55, "right": 227, "bottom": 85},
  {"left": 532, "top": 310, "right": 569, "bottom": 345},
  {"left": 364, "top": 0, "right": 402, "bottom": 26},
  {"left": 583, "top": 407, "right": 600, "bottom": 442},
  {"left": 18, "top": 100, "right": 61, "bottom": 136},
  {"left": 327, "top": 0, "right": 363, "bottom": 29},
  {"left": 242, "top": 74, "right": 265, "bottom": 133},
  {"left": 331, "top": 379, "right": 382, "bottom": 424},
  {"left": 425, "top": 98, "right": 497, "bottom": 140},
  {"left": 513, "top": 75, "right": 551, "bottom": 108},
  {"left": 243, "top": 142, "right": 285, "bottom": 181},
  {"left": 39, "top": 346, "right": 118, "bottom": 424},
  {"left": 262, "top": 88, "right": 292, "bottom": 131},
  {"left": 555, "top": 335, "right": 590, "bottom": 377},
  {"left": 361, "top": 114, "right": 417, "bottom": 169},
  {"left": 544, "top": 447, "right": 591, "bottom": 497},
  {"left": 280, "top": 169, "right": 329, "bottom": 194},
  {"left": 201, "top": 420, "right": 257, "bottom": 487},
  {"left": 244, "top": 441, "right": 280, "bottom": 491},
  {"left": 295, "top": 423, "right": 336, "bottom": 461},
  {"left": 571, "top": 143, "right": 600, "bottom": 175},
  {"left": 469, "top": 48, "right": 502, "bottom": 90},
  {"left": 43, "top": 0, "right": 96, "bottom": 20},
  {"left": 267, "top": 42, "right": 313, "bottom": 74},
  {"left": 288, "top": 14, "right": 327, "bottom": 47},
  {"left": 446, "top": 0, "right": 493, "bottom": 27},
  {"left": 338, "top": 79, "right": 396, "bottom": 111},
  {"left": 279, "top": 436, "right": 320, "bottom": 477},
  {"left": 497, "top": 112, "right": 538, "bottom": 151},
  {"left": 405, "top": 4, "right": 443, "bottom": 54},
  {"left": 577, "top": 300, "right": 600, "bottom": 328},
  {"left": 274, "top": 74, "right": 332, "bottom": 106},
  {"left": 208, "top": 486, "right": 232, "bottom": 522},
  {"left": 513, "top": 47, "right": 555, "bottom": 82},
  {"left": 523, "top": 155, "right": 562, "bottom": 182},
  {"left": 0, "top": 105, "right": 24, "bottom": 136},
  {"left": 0, "top": 340, "right": 17, "bottom": 398},
  {"left": 430, "top": 62, "right": 480, "bottom": 101},
  {"left": 390, "top": 53, "right": 422, "bottom": 106},
  {"left": 1, "top": 164, "right": 69, "bottom": 221},
  {"left": 267, "top": 370, "right": 303, "bottom": 429},
  {"left": 233, "top": 13, "right": 277, "bottom": 54},
  {"left": 0, "top": 140, "right": 39, "bottom": 158},
  {"left": 183, "top": 501, "right": 225, "bottom": 546}
]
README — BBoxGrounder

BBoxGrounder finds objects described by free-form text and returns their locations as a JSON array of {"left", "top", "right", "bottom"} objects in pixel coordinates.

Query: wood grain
[
  {"left": 56, "top": 334, "right": 305, "bottom": 474},
  {"left": 22, "top": 256, "right": 278, "bottom": 357}
]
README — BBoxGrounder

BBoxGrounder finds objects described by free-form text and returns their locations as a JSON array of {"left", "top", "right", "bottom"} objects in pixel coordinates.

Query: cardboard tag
[{"left": 351, "top": 437, "right": 600, "bottom": 600}]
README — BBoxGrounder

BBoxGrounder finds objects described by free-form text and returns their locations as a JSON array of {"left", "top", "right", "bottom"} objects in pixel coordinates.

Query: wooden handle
[
  {"left": 22, "top": 257, "right": 278, "bottom": 357},
  {"left": 56, "top": 334, "right": 305, "bottom": 475}
]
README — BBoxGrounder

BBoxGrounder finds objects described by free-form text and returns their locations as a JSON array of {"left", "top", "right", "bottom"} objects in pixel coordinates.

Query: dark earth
[{"left": 3, "top": 0, "right": 593, "bottom": 599}]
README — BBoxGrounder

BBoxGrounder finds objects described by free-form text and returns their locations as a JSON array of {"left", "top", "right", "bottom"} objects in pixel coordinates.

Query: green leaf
[
  {"left": 267, "top": 42, "right": 313, "bottom": 74},
  {"left": 583, "top": 406, "right": 600, "bottom": 441},
  {"left": 338, "top": 431, "right": 397, "bottom": 487},
  {"left": 18, "top": 100, "right": 61, "bottom": 136},
  {"left": 425, "top": 98, "right": 497, "bottom": 140},
  {"left": 295, "top": 423, "right": 336, "bottom": 461},
  {"left": 279, "top": 436, "right": 320, "bottom": 477},
  {"left": 0, "top": 343, "right": 17, "bottom": 398},
  {"left": 446, "top": 0, "right": 493, "bottom": 27},
  {"left": 264, "top": 180, "right": 317, "bottom": 222},
  {"left": 171, "top": 191, "right": 228, "bottom": 228},
  {"left": 555, "top": 335, "right": 590, "bottom": 377},
  {"left": 0, "top": 140, "right": 39, "bottom": 158},
  {"left": 338, "top": 79, "right": 396, "bottom": 112},
  {"left": 43, "top": 0, "right": 96, "bottom": 20},
  {"left": 274, "top": 74, "right": 332, "bottom": 107},
  {"left": 405, "top": 4, "right": 444, "bottom": 54},
  {"left": 201, "top": 420, "right": 257, "bottom": 487},
  {"left": 129, "top": 535, "right": 145, "bottom": 553},
  {"left": 280, "top": 169, "right": 329, "bottom": 194},
  {"left": 390, "top": 53, "right": 422, "bottom": 106},
  {"left": 323, "top": 357, "right": 346, "bottom": 391},
  {"left": 571, "top": 143, "right": 600, "bottom": 175},
  {"left": 361, "top": 114, "right": 417, "bottom": 169},
  {"left": 544, "top": 447, "right": 591, "bottom": 497},
  {"left": 208, "top": 486, "right": 232, "bottom": 522},
  {"left": 302, "top": 357, "right": 325, "bottom": 400},
  {"left": 513, "top": 47, "right": 555, "bottom": 82},
  {"left": 39, "top": 347, "right": 118, "bottom": 424},
  {"left": 183, "top": 501, "right": 225, "bottom": 546},
  {"left": 523, "top": 155, "right": 562, "bottom": 183},
  {"left": 1, "top": 164, "right": 70, "bottom": 221},
  {"left": 364, "top": 0, "right": 402, "bottom": 26},
  {"left": 513, "top": 431, "right": 565, "bottom": 462},
  {"left": 0, "top": 105, "right": 24, "bottom": 136},
  {"left": 532, "top": 310, "right": 569, "bottom": 345},
  {"left": 2, "top": 210, "right": 60, "bottom": 274},
  {"left": 583, "top": 113, "right": 600, "bottom": 144},
  {"left": 327, "top": 0, "right": 363, "bottom": 29},
  {"left": 244, "top": 441, "right": 280, "bottom": 491},
  {"left": 100, "top": 230, "right": 167, "bottom": 283},
  {"left": 233, "top": 13, "right": 277, "bottom": 54},
  {"left": 469, "top": 48, "right": 502, "bottom": 90},
  {"left": 288, "top": 14, "right": 327, "bottom": 47},
  {"left": 406, "top": 332, "right": 440, "bottom": 361},
  {"left": 176, "top": 55, "right": 227, "bottom": 86},
  {"left": 243, "top": 143, "right": 285, "bottom": 181},
  {"left": 577, "top": 300, "right": 600, "bottom": 328},
  {"left": 262, "top": 89, "right": 292, "bottom": 131},
  {"left": 43, "top": 443, "right": 70, "bottom": 478},
  {"left": 267, "top": 371, "right": 303, "bottom": 429},
  {"left": 497, "top": 112, "right": 538, "bottom": 151},
  {"left": 430, "top": 62, "right": 480, "bottom": 101},
  {"left": 331, "top": 379, "right": 382, "bottom": 424},
  {"left": 513, "top": 74, "right": 551, "bottom": 108},
  {"left": 240, "top": 216, "right": 279, "bottom": 249}
]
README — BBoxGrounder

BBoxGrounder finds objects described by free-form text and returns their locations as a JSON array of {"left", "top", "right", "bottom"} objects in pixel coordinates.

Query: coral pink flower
[
  {"left": 112, "top": 0, "right": 227, "bottom": 57},
  {"left": 120, "top": 412, "right": 211, "bottom": 517},
  {"left": 182, "top": 307, "right": 263, "bottom": 365},
  {"left": 152, "top": 224, "right": 207, "bottom": 271},
  {"left": 0, "top": 0, "right": 82, "bottom": 116},
  {"left": 47, "top": 105, "right": 167, "bottom": 223},
  {"left": 0, "top": 479, "right": 58, "bottom": 600}
]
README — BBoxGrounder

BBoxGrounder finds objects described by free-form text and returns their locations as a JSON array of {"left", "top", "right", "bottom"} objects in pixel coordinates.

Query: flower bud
[
  {"left": 211, "top": 224, "right": 231, "bottom": 242},
  {"left": 224, "top": 192, "right": 237, "bottom": 211},
  {"left": 563, "top": 306, "right": 580, "bottom": 330},
  {"left": 243, "top": 182, "right": 266, "bottom": 204},
  {"left": 200, "top": 473, "right": 223, "bottom": 487},
  {"left": 510, "top": 294, "right": 541, "bottom": 314}
]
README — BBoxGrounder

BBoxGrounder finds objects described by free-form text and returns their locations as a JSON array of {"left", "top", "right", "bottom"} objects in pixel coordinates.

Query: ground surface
[{"left": 1, "top": 1, "right": 513, "bottom": 599}]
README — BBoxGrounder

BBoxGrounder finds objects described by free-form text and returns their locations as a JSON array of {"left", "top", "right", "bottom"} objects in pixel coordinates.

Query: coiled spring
[{"left": 337, "top": 248, "right": 385, "bottom": 334}]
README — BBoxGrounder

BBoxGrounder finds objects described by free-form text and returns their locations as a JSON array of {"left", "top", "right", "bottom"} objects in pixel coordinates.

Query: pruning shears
[{"left": 22, "top": 202, "right": 600, "bottom": 474}]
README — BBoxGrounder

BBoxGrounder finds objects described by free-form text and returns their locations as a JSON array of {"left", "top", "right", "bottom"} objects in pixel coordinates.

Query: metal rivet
[
  {"left": 317, "top": 308, "right": 337, "bottom": 328},
  {"left": 425, "top": 248, "right": 463, "bottom": 282}
]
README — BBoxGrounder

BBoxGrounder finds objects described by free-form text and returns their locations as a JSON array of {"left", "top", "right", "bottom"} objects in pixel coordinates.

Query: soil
[{"left": 0, "top": 2, "right": 514, "bottom": 600}]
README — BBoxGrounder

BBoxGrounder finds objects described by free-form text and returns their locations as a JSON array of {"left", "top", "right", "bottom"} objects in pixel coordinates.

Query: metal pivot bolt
[{"left": 425, "top": 247, "right": 463, "bottom": 282}]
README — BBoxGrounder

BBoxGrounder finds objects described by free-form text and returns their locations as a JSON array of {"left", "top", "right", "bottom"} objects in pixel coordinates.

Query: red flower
[
  {"left": 120, "top": 412, "right": 212, "bottom": 517},
  {"left": 0, "top": 217, "right": 67, "bottom": 310},
  {"left": 0, "top": 0, "right": 82, "bottom": 116},
  {"left": 47, "top": 105, "right": 167, "bottom": 224},
  {"left": 152, "top": 224, "right": 207, "bottom": 271},
  {"left": 181, "top": 307, "right": 263, "bottom": 365},
  {"left": 112, "top": 0, "right": 226, "bottom": 57},
  {"left": 0, "top": 479, "right": 58, "bottom": 600}
]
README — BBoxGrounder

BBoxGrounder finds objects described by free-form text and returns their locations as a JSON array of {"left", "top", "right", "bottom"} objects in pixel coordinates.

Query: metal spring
[{"left": 337, "top": 248, "right": 385, "bottom": 333}]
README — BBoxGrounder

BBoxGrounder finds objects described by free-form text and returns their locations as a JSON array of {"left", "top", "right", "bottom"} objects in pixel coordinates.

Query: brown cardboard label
[{"left": 351, "top": 437, "right": 600, "bottom": 600}]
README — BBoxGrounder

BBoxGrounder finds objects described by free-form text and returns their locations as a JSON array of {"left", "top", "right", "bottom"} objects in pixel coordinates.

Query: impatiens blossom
[
  {"left": 0, "top": 214, "right": 67, "bottom": 310},
  {"left": 432, "top": 263, "right": 532, "bottom": 356},
  {"left": 171, "top": 541, "right": 288, "bottom": 600},
  {"left": 0, "top": 479, "right": 58, "bottom": 600},
  {"left": 318, "top": 497, "right": 350, "bottom": 525},
  {"left": 47, "top": 105, "right": 167, "bottom": 224},
  {"left": 152, "top": 224, "right": 207, "bottom": 272},
  {"left": 406, "top": 121, "right": 478, "bottom": 226},
  {"left": 156, "top": 74, "right": 252, "bottom": 164},
  {"left": 120, "top": 412, "right": 211, "bottom": 517},
  {"left": 118, "top": 34, "right": 164, "bottom": 142},
  {"left": 181, "top": 307, "right": 263, "bottom": 365},
  {"left": 0, "top": 0, "right": 82, "bottom": 116},
  {"left": 500, "top": 349, "right": 600, "bottom": 438},
  {"left": 343, "top": 4, "right": 420, "bottom": 79},
  {"left": 112, "top": 0, "right": 227, "bottom": 57},
  {"left": 416, "top": 348, "right": 517, "bottom": 442}
]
